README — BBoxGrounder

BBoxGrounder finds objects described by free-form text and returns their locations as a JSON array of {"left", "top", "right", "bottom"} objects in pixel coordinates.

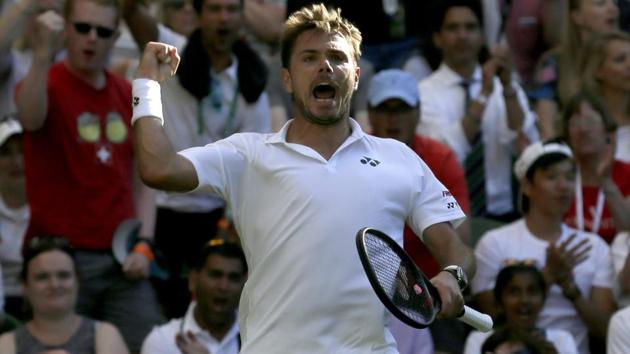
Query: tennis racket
[{"left": 356, "top": 227, "right": 493, "bottom": 332}]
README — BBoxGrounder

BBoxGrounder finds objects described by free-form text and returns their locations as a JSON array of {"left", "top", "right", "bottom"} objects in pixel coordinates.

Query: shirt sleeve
[
  {"left": 471, "top": 231, "right": 503, "bottom": 294},
  {"left": 437, "top": 149, "right": 470, "bottom": 214},
  {"left": 178, "top": 135, "right": 249, "bottom": 200},
  {"left": 406, "top": 152, "right": 466, "bottom": 240}
]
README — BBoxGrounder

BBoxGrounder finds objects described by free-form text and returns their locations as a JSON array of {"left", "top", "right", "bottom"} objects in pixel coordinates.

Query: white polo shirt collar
[
  {"left": 181, "top": 302, "right": 240, "bottom": 348},
  {"left": 265, "top": 118, "right": 367, "bottom": 162}
]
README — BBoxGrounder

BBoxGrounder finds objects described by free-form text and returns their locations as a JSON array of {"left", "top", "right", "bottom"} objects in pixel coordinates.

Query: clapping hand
[{"left": 544, "top": 234, "right": 591, "bottom": 285}]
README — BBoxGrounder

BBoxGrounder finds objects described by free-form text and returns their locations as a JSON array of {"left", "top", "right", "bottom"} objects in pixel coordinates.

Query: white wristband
[{"left": 132, "top": 79, "right": 163, "bottom": 126}]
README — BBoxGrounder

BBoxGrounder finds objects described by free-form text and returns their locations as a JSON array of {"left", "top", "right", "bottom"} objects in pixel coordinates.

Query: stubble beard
[{"left": 294, "top": 90, "right": 353, "bottom": 126}]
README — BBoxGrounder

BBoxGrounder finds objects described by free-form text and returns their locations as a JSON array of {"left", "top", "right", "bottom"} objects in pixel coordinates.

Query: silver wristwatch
[{"left": 442, "top": 265, "right": 469, "bottom": 291}]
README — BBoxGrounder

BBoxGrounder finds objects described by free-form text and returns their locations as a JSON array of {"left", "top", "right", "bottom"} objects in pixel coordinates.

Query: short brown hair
[
  {"left": 280, "top": 3, "right": 362, "bottom": 69},
  {"left": 64, "top": 0, "right": 121, "bottom": 24}
]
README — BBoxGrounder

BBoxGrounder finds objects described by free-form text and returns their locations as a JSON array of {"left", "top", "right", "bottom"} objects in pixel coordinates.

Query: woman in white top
[{"left": 465, "top": 263, "right": 577, "bottom": 354}]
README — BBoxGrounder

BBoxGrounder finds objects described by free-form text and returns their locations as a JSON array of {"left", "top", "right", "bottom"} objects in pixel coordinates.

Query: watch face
[{"left": 445, "top": 266, "right": 468, "bottom": 290}]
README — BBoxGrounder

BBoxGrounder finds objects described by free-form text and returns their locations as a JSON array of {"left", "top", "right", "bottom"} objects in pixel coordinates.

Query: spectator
[
  {"left": 560, "top": 91, "right": 630, "bottom": 244},
  {"left": 0, "top": 117, "right": 28, "bottom": 321},
  {"left": 15, "top": 0, "right": 162, "bottom": 350},
  {"left": 530, "top": 0, "right": 619, "bottom": 140},
  {"left": 123, "top": 0, "right": 271, "bottom": 319},
  {"left": 0, "top": 236, "right": 129, "bottom": 354},
  {"left": 367, "top": 68, "right": 471, "bottom": 354},
  {"left": 160, "top": 0, "right": 198, "bottom": 37},
  {"left": 141, "top": 239, "right": 246, "bottom": 354},
  {"left": 465, "top": 263, "right": 578, "bottom": 354},
  {"left": 481, "top": 0, "right": 563, "bottom": 90},
  {"left": 472, "top": 140, "right": 616, "bottom": 354},
  {"left": 419, "top": 0, "right": 539, "bottom": 222},
  {"left": 608, "top": 306, "right": 630, "bottom": 354},
  {"left": 579, "top": 31, "right": 630, "bottom": 163},
  {"left": 131, "top": 3, "right": 474, "bottom": 352}
]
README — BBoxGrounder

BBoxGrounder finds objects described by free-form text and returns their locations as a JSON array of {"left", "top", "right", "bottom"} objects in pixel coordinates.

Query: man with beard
[
  {"left": 141, "top": 239, "right": 246, "bottom": 354},
  {"left": 130, "top": 4, "right": 475, "bottom": 353},
  {"left": 123, "top": 0, "right": 271, "bottom": 319}
]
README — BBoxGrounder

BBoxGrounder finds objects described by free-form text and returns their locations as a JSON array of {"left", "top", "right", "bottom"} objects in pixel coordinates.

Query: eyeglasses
[{"left": 72, "top": 22, "right": 116, "bottom": 39}]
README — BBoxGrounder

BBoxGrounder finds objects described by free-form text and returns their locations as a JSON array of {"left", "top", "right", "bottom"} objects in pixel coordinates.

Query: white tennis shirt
[{"left": 180, "top": 119, "right": 465, "bottom": 353}]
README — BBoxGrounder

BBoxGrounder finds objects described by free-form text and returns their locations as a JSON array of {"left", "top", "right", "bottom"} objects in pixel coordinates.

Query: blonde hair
[
  {"left": 580, "top": 31, "right": 630, "bottom": 95},
  {"left": 280, "top": 3, "right": 362, "bottom": 69},
  {"left": 64, "top": 0, "right": 121, "bottom": 23}
]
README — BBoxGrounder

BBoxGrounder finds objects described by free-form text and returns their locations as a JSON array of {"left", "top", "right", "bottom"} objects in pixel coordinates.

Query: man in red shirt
[
  {"left": 367, "top": 68, "right": 471, "bottom": 354},
  {"left": 15, "top": 0, "right": 161, "bottom": 350}
]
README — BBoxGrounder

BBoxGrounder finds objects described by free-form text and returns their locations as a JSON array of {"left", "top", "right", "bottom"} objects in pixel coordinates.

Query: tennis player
[{"left": 131, "top": 3, "right": 475, "bottom": 353}]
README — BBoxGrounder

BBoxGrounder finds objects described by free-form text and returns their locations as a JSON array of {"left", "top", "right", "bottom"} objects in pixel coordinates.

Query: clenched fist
[{"left": 135, "top": 42, "right": 180, "bottom": 82}]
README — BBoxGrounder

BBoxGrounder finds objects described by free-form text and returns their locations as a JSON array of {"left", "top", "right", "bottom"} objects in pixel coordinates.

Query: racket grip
[{"left": 459, "top": 305, "right": 493, "bottom": 332}]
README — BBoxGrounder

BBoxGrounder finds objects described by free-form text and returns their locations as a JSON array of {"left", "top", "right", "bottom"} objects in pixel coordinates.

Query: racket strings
[{"left": 364, "top": 234, "right": 436, "bottom": 324}]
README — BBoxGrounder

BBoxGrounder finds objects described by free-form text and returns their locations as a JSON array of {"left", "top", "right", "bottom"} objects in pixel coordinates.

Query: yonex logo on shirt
[
  {"left": 360, "top": 156, "right": 380, "bottom": 167},
  {"left": 133, "top": 97, "right": 139, "bottom": 106}
]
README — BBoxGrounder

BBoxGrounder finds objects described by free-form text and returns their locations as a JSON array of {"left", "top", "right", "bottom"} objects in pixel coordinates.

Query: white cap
[
  {"left": 0, "top": 117, "right": 22, "bottom": 147},
  {"left": 513, "top": 142, "right": 573, "bottom": 180},
  {"left": 367, "top": 69, "right": 419, "bottom": 107}
]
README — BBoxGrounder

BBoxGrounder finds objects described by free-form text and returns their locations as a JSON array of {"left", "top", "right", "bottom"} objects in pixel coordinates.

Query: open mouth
[{"left": 312, "top": 83, "right": 336, "bottom": 100}]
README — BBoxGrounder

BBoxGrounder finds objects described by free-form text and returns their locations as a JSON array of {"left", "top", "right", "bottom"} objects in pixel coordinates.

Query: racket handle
[{"left": 459, "top": 305, "right": 493, "bottom": 332}]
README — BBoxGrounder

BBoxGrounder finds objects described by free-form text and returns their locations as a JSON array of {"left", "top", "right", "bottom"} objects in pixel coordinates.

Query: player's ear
[{"left": 282, "top": 68, "right": 293, "bottom": 94}]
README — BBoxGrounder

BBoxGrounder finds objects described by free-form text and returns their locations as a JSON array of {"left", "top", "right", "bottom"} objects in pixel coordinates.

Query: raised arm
[
  {"left": 121, "top": 0, "right": 159, "bottom": 50},
  {"left": 15, "top": 10, "right": 64, "bottom": 131},
  {"left": 0, "top": 0, "right": 38, "bottom": 75},
  {"left": 133, "top": 42, "right": 198, "bottom": 192}
]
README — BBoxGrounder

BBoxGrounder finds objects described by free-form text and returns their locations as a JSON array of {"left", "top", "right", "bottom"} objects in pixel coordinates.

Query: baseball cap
[
  {"left": 367, "top": 69, "right": 419, "bottom": 107},
  {"left": 0, "top": 116, "right": 23, "bottom": 147},
  {"left": 513, "top": 141, "right": 573, "bottom": 180}
]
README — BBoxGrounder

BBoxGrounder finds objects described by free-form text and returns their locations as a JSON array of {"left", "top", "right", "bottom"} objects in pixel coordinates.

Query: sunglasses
[{"left": 72, "top": 22, "right": 116, "bottom": 39}]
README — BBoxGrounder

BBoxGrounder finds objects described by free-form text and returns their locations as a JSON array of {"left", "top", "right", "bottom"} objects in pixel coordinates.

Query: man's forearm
[{"left": 503, "top": 84, "right": 525, "bottom": 132}]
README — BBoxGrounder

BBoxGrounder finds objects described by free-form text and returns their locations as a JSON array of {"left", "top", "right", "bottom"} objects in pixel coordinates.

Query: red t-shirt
[
  {"left": 404, "top": 135, "right": 470, "bottom": 278},
  {"left": 21, "top": 62, "right": 135, "bottom": 249},
  {"left": 564, "top": 161, "right": 630, "bottom": 244}
]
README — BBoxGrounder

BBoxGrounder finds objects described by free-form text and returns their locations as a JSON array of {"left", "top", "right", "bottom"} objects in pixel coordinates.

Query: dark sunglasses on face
[{"left": 73, "top": 22, "right": 116, "bottom": 39}]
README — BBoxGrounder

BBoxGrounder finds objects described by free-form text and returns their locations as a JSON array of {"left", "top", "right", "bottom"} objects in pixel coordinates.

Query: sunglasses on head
[{"left": 72, "top": 22, "right": 116, "bottom": 39}]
